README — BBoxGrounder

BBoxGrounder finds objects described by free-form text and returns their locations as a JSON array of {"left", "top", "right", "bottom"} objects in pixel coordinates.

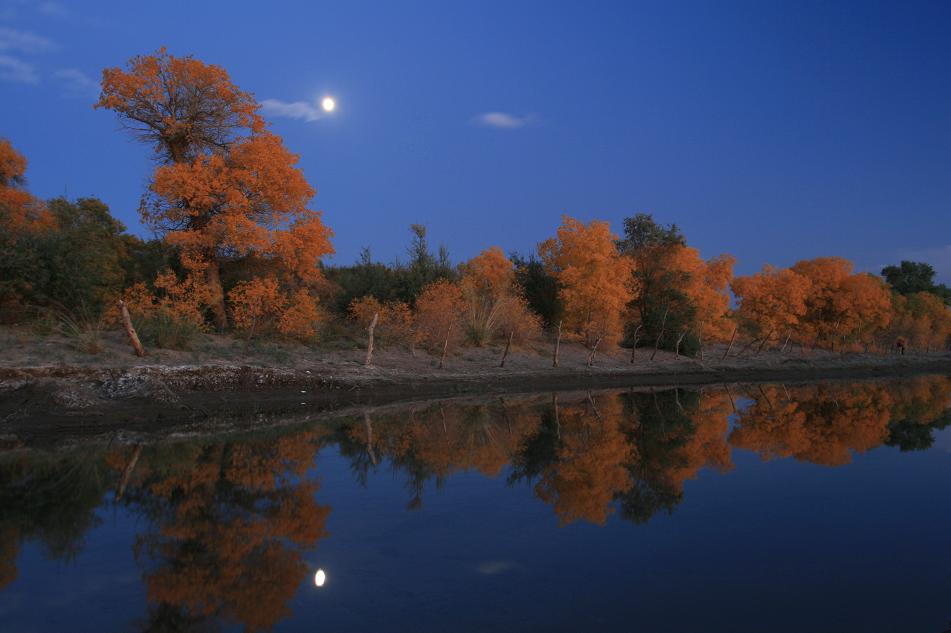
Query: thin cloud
[
  {"left": 53, "top": 67, "right": 98, "bottom": 98},
  {"left": 261, "top": 98, "right": 328, "bottom": 123},
  {"left": 0, "top": 26, "right": 56, "bottom": 54},
  {"left": 38, "top": 1, "right": 70, "bottom": 18},
  {"left": 472, "top": 111, "right": 534, "bottom": 129},
  {"left": 0, "top": 55, "right": 38, "bottom": 84}
]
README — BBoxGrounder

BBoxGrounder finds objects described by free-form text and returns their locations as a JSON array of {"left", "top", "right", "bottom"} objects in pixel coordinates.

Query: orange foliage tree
[
  {"left": 539, "top": 216, "right": 634, "bottom": 347},
  {"left": 0, "top": 139, "right": 51, "bottom": 236},
  {"left": 790, "top": 257, "right": 892, "bottom": 350},
  {"left": 414, "top": 279, "right": 465, "bottom": 353},
  {"left": 672, "top": 247, "right": 736, "bottom": 343},
  {"left": 890, "top": 292, "right": 951, "bottom": 352},
  {"left": 96, "top": 49, "right": 334, "bottom": 330},
  {"left": 459, "top": 246, "right": 541, "bottom": 346},
  {"left": 732, "top": 265, "right": 811, "bottom": 345},
  {"left": 349, "top": 296, "right": 415, "bottom": 347}
]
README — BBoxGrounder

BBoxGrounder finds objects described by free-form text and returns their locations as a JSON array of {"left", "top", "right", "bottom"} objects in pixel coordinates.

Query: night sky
[{"left": 2, "top": 0, "right": 949, "bottom": 279}]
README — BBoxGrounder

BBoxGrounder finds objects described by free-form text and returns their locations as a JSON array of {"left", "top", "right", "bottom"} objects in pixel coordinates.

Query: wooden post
[
  {"left": 438, "top": 322, "right": 453, "bottom": 369},
  {"left": 586, "top": 335, "right": 602, "bottom": 367},
  {"left": 499, "top": 330, "right": 514, "bottom": 367},
  {"left": 364, "top": 312, "right": 379, "bottom": 367},
  {"left": 722, "top": 327, "right": 737, "bottom": 360},
  {"left": 118, "top": 300, "right": 145, "bottom": 357},
  {"left": 552, "top": 320, "right": 562, "bottom": 368},
  {"left": 651, "top": 306, "right": 669, "bottom": 361},
  {"left": 629, "top": 324, "right": 642, "bottom": 364}
]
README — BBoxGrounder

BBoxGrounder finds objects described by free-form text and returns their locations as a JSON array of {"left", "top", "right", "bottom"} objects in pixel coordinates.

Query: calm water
[{"left": 2, "top": 377, "right": 951, "bottom": 632}]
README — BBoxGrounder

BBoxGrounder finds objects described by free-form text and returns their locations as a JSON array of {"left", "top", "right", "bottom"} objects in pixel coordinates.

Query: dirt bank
[{"left": 2, "top": 329, "right": 950, "bottom": 439}]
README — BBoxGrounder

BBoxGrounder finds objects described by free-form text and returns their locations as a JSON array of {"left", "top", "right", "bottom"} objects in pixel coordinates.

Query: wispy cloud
[
  {"left": 38, "top": 1, "right": 70, "bottom": 18},
  {"left": 0, "top": 54, "right": 38, "bottom": 83},
  {"left": 472, "top": 111, "right": 535, "bottom": 129},
  {"left": 261, "top": 98, "right": 328, "bottom": 123},
  {"left": 53, "top": 67, "right": 97, "bottom": 98},
  {"left": 897, "top": 244, "right": 951, "bottom": 284},
  {"left": 0, "top": 26, "right": 56, "bottom": 54},
  {"left": 475, "top": 560, "right": 521, "bottom": 575}
]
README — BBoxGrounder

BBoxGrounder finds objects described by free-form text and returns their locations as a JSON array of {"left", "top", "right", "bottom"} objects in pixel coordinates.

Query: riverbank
[{"left": 2, "top": 327, "right": 950, "bottom": 433}]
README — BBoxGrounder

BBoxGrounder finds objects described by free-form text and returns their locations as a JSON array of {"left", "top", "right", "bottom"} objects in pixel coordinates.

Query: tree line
[{"left": 1, "top": 48, "right": 949, "bottom": 360}]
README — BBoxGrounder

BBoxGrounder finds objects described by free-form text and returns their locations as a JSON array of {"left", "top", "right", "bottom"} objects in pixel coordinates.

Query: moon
[
  {"left": 314, "top": 569, "right": 327, "bottom": 587},
  {"left": 321, "top": 97, "right": 336, "bottom": 113}
]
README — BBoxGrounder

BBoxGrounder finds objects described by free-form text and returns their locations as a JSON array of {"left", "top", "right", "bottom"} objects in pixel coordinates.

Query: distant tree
[
  {"left": 616, "top": 212, "right": 685, "bottom": 253},
  {"left": 394, "top": 224, "right": 456, "bottom": 304},
  {"left": 881, "top": 260, "right": 951, "bottom": 304},
  {"left": 1, "top": 198, "right": 131, "bottom": 316},
  {"left": 325, "top": 248, "right": 402, "bottom": 313},
  {"left": 620, "top": 214, "right": 733, "bottom": 355},
  {"left": 511, "top": 252, "right": 564, "bottom": 329}
]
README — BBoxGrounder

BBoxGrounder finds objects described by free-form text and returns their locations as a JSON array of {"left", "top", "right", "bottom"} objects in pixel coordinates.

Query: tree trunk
[
  {"left": 780, "top": 331, "right": 791, "bottom": 353},
  {"left": 115, "top": 444, "right": 143, "bottom": 501},
  {"left": 205, "top": 259, "right": 229, "bottom": 331},
  {"left": 118, "top": 300, "right": 146, "bottom": 357},
  {"left": 630, "top": 324, "right": 642, "bottom": 363},
  {"left": 552, "top": 320, "right": 562, "bottom": 368},
  {"left": 438, "top": 322, "right": 453, "bottom": 369},
  {"left": 651, "top": 306, "right": 670, "bottom": 361},
  {"left": 499, "top": 330, "right": 514, "bottom": 367},
  {"left": 737, "top": 336, "right": 757, "bottom": 357},
  {"left": 697, "top": 322, "right": 704, "bottom": 361},
  {"left": 757, "top": 328, "right": 775, "bottom": 354},
  {"left": 723, "top": 327, "right": 737, "bottom": 360},
  {"left": 724, "top": 384, "right": 737, "bottom": 414},
  {"left": 363, "top": 410, "right": 377, "bottom": 465},
  {"left": 675, "top": 328, "right": 688, "bottom": 358},
  {"left": 364, "top": 312, "right": 379, "bottom": 367},
  {"left": 586, "top": 335, "right": 602, "bottom": 367}
]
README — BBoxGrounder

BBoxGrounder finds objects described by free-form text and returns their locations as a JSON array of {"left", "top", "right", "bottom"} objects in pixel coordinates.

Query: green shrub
[{"left": 136, "top": 309, "right": 202, "bottom": 350}]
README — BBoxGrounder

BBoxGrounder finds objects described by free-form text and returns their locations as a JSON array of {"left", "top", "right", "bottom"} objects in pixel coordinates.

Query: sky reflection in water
[{"left": 1, "top": 376, "right": 951, "bottom": 632}]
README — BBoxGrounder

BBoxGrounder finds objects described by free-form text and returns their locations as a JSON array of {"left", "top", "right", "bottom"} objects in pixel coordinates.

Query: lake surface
[{"left": 2, "top": 376, "right": 951, "bottom": 632}]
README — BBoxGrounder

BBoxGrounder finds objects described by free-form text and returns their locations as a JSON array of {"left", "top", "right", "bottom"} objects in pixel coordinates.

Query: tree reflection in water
[{"left": 0, "top": 375, "right": 949, "bottom": 630}]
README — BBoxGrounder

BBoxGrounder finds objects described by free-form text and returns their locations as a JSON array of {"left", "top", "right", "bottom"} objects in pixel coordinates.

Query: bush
[{"left": 135, "top": 308, "right": 202, "bottom": 350}]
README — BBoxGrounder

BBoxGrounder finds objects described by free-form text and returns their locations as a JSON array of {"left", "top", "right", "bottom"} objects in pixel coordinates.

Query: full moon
[
  {"left": 314, "top": 569, "right": 327, "bottom": 587},
  {"left": 321, "top": 97, "right": 336, "bottom": 112}
]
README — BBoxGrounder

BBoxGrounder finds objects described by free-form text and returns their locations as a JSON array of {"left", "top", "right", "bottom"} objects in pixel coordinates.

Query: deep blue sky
[{"left": 2, "top": 0, "right": 949, "bottom": 279}]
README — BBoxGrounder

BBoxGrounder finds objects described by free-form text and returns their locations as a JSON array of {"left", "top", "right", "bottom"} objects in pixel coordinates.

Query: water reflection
[{"left": 1, "top": 375, "right": 950, "bottom": 630}]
